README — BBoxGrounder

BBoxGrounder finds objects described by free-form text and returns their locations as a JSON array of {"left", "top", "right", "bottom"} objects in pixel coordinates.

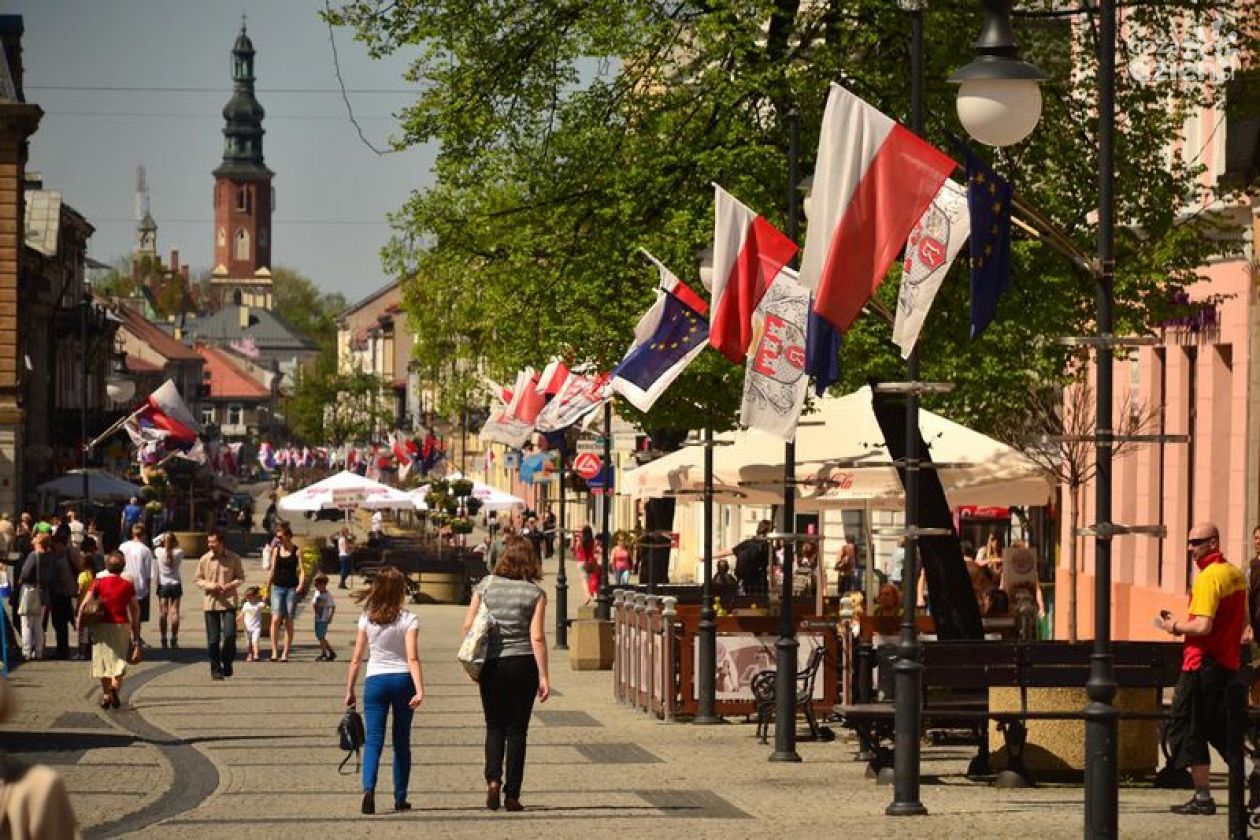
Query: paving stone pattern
[{"left": 0, "top": 551, "right": 1237, "bottom": 837}]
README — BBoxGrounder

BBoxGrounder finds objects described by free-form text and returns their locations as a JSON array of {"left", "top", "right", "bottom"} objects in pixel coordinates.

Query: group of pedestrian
[{"left": 344, "top": 534, "right": 551, "bottom": 815}]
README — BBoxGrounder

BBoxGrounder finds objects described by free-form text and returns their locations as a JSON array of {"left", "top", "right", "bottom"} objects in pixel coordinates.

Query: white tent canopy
[
  {"left": 278, "top": 470, "right": 413, "bottom": 513},
  {"left": 412, "top": 473, "right": 526, "bottom": 512},
  {"left": 36, "top": 469, "right": 143, "bottom": 502},
  {"left": 622, "top": 386, "right": 1052, "bottom": 509}
]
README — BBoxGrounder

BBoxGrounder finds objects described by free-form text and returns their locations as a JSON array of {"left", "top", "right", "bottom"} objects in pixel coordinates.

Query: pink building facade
[{"left": 1059, "top": 252, "right": 1256, "bottom": 641}]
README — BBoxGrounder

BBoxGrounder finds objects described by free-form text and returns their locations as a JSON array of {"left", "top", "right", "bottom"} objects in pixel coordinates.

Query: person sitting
[
  {"left": 873, "top": 583, "right": 902, "bottom": 618},
  {"left": 713, "top": 558, "right": 739, "bottom": 601}
]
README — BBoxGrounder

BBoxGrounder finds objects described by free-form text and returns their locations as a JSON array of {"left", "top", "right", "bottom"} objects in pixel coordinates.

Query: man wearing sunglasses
[{"left": 1158, "top": 522, "right": 1247, "bottom": 816}]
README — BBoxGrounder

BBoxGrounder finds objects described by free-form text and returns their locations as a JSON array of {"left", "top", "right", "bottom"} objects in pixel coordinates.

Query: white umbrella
[
  {"left": 622, "top": 386, "right": 1051, "bottom": 509},
  {"left": 277, "top": 470, "right": 413, "bottom": 513},
  {"left": 412, "top": 473, "right": 526, "bottom": 512},
  {"left": 36, "top": 469, "right": 143, "bottom": 501}
]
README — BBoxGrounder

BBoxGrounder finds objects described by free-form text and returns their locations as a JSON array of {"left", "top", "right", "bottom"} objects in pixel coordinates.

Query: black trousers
[
  {"left": 1168, "top": 659, "right": 1235, "bottom": 769},
  {"left": 44, "top": 594, "right": 73, "bottom": 658},
  {"left": 479, "top": 655, "right": 539, "bottom": 798},
  {"left": 204, "top": 609, "right": 237, "bottom": 675}
]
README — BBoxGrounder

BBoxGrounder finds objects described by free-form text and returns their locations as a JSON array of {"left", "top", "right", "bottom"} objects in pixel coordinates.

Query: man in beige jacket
[{"left": 194, "top": 530, "right": 245, "bottom": 681}]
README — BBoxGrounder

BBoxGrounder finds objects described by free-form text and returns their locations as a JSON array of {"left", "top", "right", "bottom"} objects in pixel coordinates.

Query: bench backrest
[{"left": 918, "top": 640, "right": 1183, "bottom": 690}]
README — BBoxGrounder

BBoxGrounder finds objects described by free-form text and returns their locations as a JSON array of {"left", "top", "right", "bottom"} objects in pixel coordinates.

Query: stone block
[
  {"left": 172, "top": 532, "right": 208, "bottom": 559},
  {"left": 569, "top": 619, "right": 614, "bottom": 671},
  {"left": 576, "top": 603, "right": 597, "bottom": 620},
  {"left": 988, "top": 686, "right": 1158, "bottom": 779}
]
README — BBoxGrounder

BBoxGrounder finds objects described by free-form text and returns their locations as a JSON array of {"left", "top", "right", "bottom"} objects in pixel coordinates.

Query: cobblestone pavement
[{"left": 0, "top": 551, "right": 1235, "bottom": 838}]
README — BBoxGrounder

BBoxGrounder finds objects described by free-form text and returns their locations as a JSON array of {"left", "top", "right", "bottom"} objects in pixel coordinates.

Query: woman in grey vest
[{"left": 461, "top": 535, "right": 550, "bottom": 811}]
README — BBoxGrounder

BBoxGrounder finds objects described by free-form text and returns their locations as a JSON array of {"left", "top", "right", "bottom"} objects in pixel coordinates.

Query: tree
[
  {"left": 271, "top": 266, "right": 348, "bottom": 349},
  {"left": 994, "top": 378, "right": 1159, "bottom": 642},
  {"left": 288, "top": 346, "right": 394, "bottom": 445},
  {"left": 328, "top": 0, "right": 1253, "bottom": 439}
]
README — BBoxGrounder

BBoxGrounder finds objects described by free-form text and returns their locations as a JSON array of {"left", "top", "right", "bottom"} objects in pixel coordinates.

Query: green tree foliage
[
  {"left": 271, "top": 266, "right": 348, "bottom": 349},
  {"left": 328, "top": 0, "right": 1254, "bottom": 436},
  {"left": 288, "top": 346, "right": 395, "bottom": 445}
]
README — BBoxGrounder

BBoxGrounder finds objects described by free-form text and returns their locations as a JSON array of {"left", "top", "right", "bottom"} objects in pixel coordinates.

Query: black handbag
[{"left": 337, "top": 705, "right": 365, "bottom": 775}]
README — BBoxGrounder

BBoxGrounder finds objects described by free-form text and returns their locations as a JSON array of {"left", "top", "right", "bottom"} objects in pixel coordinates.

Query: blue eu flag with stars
[
  {"left": 611, "top": 292, "right": 709, "bottom": 394},
  {"left": 965, "top": 147, "right": 1013, "bottom": 340}
]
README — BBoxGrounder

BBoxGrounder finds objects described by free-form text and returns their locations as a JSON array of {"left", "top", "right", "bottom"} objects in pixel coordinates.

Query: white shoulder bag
[{"left": 457, "top": 578, "right": 498, "bottom": 681}]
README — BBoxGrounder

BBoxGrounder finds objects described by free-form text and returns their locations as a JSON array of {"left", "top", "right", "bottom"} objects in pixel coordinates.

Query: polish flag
[
  {"left": 138, "top": 380, "right": 200, "bottom": 444},
  {"left": 535, "top": 360, "right": 571, "bottom": 397},
  {"left": 709, "top": 185, "right": 798, "bottom": 363},
  {"left": 798, "top": 83, "right": 956, "bottom": 332},
  {"left": 507, "top": 368, "right": 545, "bottom": 424},
  {"left": 640, "top": 248, "right": 709, "bottom": 317}
]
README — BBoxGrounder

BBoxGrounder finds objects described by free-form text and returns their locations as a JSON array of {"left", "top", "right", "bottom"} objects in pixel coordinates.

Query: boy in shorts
[{"left": 311, "top": 574, "right": 336, "bottom": 661}]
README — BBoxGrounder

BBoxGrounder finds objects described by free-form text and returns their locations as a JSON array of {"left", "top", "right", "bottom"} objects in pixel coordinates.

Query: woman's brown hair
[
  {"left": 493, "top": 536, "right": 542, "bottom": 582},
  {"left": 351, "top": 566, "right": 406, "bottom": 625}
]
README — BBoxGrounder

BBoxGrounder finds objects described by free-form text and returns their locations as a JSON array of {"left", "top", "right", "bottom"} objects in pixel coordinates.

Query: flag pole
[
  {"left": 770, "top": 106, "right": 803, "bottom": 764},
  {"left": 85, "top": 404, "right": 145, "bottom": 453},
  {"left": 595, "top": 401, "right": 613, "bottom": 621},
  {"left": 888, "top": 2, "right": 928, "bottom": 816}
]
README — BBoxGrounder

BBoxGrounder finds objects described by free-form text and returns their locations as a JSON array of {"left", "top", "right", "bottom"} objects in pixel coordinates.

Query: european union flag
[
  {"left": 610, "top": 289, "right": 710, "bottom": 413},
  {"left": 965, "top": 147, "right": 1013, "bottom": 339}
]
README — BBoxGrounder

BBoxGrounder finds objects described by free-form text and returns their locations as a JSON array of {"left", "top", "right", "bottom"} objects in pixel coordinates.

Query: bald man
[{"left": 1158, "top": 522, "right": 1248, "bottom": 816}]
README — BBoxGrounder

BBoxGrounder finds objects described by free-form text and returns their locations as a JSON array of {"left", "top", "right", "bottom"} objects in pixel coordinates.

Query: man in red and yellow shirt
[{"left": 1159, "top": 522, "right": 1248, "bottom": 816}]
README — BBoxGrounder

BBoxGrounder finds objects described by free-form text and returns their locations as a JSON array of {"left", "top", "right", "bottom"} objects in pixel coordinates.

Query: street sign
[
  {"left": 574, "top": 452, "right": 602, "bottom": 481},
  {"left": 576, "top": 436, "right": 604, "bottom": 454}
]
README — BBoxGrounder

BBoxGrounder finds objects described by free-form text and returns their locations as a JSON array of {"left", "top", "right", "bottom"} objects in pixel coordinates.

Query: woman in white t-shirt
[
  {"left": 344, "top": 567, "right": 424, "bottom": 815},
  {"left": 154, "top": 533, "right": 184, "bottom": 649}
]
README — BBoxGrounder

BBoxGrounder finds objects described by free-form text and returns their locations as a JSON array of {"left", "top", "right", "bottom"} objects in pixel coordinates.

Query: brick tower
[{"left": 211, "top": 19, "right": 274, "bottom": 310}]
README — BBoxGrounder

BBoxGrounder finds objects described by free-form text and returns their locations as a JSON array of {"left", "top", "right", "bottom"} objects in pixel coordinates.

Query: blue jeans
[
  {"left": 270, "top": 586, "right": 297, "bottom": 619},
  {"left": 363, "top": 672, "right": 414, "bottom": 803},
  {"left": 339, "top": 555, "right": 351, "bottom": 586}
]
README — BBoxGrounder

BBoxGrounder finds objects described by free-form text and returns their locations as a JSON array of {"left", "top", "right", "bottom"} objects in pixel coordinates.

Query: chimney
[
  {"left": 169, "top": 248, "right": 179, "bottom": 274},
  {"left": 239, "top": 303, "right": 250, "bottom": 331},
  {"left": 181, "top": 265, "right": 189, "bottom": 280}
]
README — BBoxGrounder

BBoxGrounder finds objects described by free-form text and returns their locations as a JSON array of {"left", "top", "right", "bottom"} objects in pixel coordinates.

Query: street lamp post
[
  {"left": 950, "top": 2, "right": 1137, "bottom": 836},
  {"left": 693, "top": 421, "right": 722, "bottom": 724},
  {"left": 594, "top": 400, "right": 613, "bottom": 621},
  {"left": 555, "top": 437, "right": 570, "bottom": 649},
  {"left": 770, "top": 107, "right": 802, "bottom": 764},
  {"left": 80, "top": 293, "right": 91, "bottom": 522},
  {"left": 887, "top": 0, "right": 929, "bottom": 815}
]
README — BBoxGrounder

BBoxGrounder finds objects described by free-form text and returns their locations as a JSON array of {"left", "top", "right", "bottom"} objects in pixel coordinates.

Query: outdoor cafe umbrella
[
  {"left": 36, "top": 469, "right": 143, "bottom": 502},
  {"left": 622, "top": 386, "right": 1051, "bottom": 509},
  {"left": 277, "top": 470, "right": 413, "bottom": 513}
]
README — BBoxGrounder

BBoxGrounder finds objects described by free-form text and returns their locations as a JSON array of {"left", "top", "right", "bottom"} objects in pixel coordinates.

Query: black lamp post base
[
  {"left": 769, "top": 749, "right": 803, "bottom": 763},
  {"left": 886, "top": 801, "right": 928, "bottom": 817},
  {"left": 692, "top": 713, "right": 725, "bottom": 725}
]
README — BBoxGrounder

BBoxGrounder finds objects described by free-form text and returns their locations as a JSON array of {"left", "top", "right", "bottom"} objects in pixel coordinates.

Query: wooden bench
[{"left": 841, "top": 641, "right": 1186, "bottom": 786}]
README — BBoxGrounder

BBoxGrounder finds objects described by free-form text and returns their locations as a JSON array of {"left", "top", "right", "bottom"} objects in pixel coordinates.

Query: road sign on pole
[{"left": 574, "top": 452, "right": 602, "bottom": 481}]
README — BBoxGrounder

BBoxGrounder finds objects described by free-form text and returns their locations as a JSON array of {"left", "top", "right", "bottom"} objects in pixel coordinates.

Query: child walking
[
  {"left": 240, "top": 586, "right": 265, "bottom": 662},
  {"left": 312, "top": 574, "right": 337, "bottom": 661}
]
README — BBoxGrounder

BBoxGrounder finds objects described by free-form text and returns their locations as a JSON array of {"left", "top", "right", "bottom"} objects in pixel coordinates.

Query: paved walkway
[{"left": 0, "top": 553, "right": 1235, "bottom": 838}]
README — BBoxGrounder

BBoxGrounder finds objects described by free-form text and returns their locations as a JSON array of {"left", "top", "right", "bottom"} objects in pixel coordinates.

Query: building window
[
  {"left": 228, "top": 404, "right": 243, "bottom": 427},
  {"left": 236, "top": 186, "right": 250, "bottom": 213},
  {"left": 200, "top": 405, "right": 215, "bottom": 427},
  {"left": 234, "top": 229, "right": 250, "bottom": 261},
  {"left": 217, "top": 227, "right": 226, "bottom": 248}
]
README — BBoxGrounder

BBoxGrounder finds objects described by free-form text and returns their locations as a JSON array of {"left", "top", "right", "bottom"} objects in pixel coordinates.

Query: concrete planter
[
  {"left": 416, "top": 571, "right": 464, "bottom": 604},
  {"left": 988, "top": 686, "right": 1159, "bottom": 779},
  {"left": 570, "top": 619, "right": 614, "bottom": 670},
  {"left": 171, "top": 532, "right": 207, "bottom": 559}
]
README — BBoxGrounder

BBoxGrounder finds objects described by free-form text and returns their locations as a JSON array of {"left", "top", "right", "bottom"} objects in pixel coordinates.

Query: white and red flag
[
  {"left": 709, "top": 186, "right": 798, "bottom": 363},
  {"left": 893, "top": 179, "right": 970, "bottom": 358},
  {"left": 739, "top": 268, "right": 811, "bottom": 442},
  {"left": 535, "top": 370, "right": 610, "bottom": 432},
  {"left": 138, "top": 380, "right": 200, "bottom": 444},
  {"left": 798, "top": 83, "right": 956, "bottom": 332},
  {"left": 507, "top": 368, "right": 545, "bottom": 424},
  {"left": 535, "top": 360, "right": 571, "bottom": 397}
]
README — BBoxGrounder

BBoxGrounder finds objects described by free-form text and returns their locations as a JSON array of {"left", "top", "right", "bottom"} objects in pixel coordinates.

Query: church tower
[{"left": 211, "top": 19, "right": 274, "bottom": 310}]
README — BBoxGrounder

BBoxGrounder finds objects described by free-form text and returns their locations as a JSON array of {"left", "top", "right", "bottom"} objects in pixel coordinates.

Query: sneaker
[
  {"left": 1170, "top": 796, "right": 1216, "bottom": 815},
  {"left": 160, "top": 637, "right": 168, "bottom": 649},
  {"left": 211, "top": 670, "right": 225, "bottom": 681},
  {"left": 222, "top": 664, "right": 234, "bottom": 678},
  {"left": 316, "top": 651, "right": 328, "bottom": 661},
  {"left": 361, "top": 790, "right": 375, "bottom": 815},
  {"left": 327, "top": 649, "right": 337, "bottom": 662}
]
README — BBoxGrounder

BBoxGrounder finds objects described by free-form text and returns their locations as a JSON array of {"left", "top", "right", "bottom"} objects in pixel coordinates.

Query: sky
[{"left": 9, "top": 0, "right": 436, "bottom": 301}]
